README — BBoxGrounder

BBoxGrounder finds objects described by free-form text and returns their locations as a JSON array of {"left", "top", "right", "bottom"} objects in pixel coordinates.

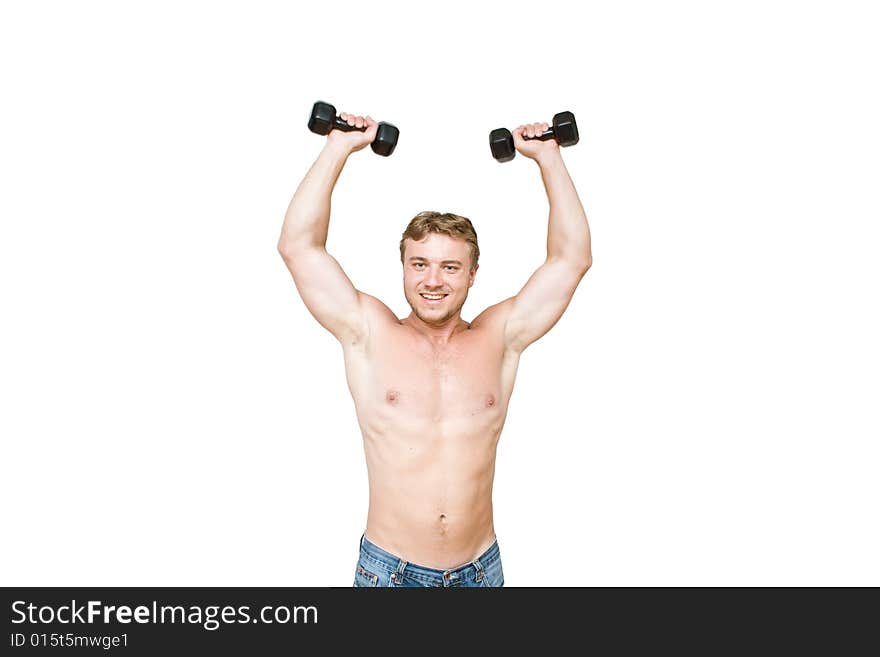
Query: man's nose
[{"left": 425, "top": 267, "right": 442, "bottom": 287}]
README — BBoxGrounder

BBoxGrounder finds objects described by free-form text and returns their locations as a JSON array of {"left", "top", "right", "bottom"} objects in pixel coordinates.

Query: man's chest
[
  {"left": 343, "top": 328, "right": 512, "bottom": 418},
  {"left": 381, "top": 335, "right": 500, "bottom": 408}
]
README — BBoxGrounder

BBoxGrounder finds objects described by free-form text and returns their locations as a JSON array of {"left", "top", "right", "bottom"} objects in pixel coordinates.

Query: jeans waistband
[{"left": 359, "top": 533, "right": 501, "bottom": 579}]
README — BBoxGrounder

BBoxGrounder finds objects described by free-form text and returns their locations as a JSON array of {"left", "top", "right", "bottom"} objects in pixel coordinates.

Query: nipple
[{"left": 386, "top": 390, "right": 399, "bottom": 405}]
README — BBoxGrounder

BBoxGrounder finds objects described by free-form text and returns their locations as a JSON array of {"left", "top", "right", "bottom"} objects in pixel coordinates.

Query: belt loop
[
  {"left": 473, "top": 558, "right": 485, "bottom": 582},
  {"left": 390, "top": 558, "right": 408, "bottom": 584}
]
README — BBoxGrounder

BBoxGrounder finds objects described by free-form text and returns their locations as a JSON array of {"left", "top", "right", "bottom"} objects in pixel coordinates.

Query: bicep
[
  {"left": 279, "top": 246, "right": 368, "bottom": 342},
  {"left": 504, "top": 258, "right": 588, "bottom": 352}
]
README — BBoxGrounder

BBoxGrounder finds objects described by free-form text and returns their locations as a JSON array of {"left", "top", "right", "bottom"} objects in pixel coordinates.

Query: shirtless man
[{"left": 277, "top": 109, "right": 592, "bottom": 587}]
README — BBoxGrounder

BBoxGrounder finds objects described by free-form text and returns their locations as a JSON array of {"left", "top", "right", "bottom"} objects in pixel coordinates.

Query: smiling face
[{"left": 402, "top": 232, "right": 478, "bottom": 326}]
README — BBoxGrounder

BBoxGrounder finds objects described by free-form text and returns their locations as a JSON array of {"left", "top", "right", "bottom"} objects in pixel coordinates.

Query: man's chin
[{"left": 408, "top": 302, "right": 460, "bottom": 325}]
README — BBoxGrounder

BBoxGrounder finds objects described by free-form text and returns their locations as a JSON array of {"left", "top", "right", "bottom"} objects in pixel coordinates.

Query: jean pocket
[{"left": 354, "top": 562, "right": 380, "bottom": 588}]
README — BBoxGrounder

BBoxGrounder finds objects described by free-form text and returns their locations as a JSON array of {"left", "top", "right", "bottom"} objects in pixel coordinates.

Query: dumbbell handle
[
  {"left": 329, "top": 116, "right": 371, "bottom": 133},
  {"left": 324, "top": 114, "right": 400, "bottom": 139},
  {"left": 522, "top": 128, "right": 556, "bottom": 142}
]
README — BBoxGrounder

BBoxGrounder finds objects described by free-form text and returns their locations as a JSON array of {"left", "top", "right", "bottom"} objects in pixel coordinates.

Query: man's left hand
[{"left": 512, "top": 122, "right": 561, "bottom": 164}]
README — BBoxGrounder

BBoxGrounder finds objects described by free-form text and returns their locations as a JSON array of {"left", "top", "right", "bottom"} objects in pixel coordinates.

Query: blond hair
[{"left": 399, "top": 211, "right": 480, "bottom": 271}]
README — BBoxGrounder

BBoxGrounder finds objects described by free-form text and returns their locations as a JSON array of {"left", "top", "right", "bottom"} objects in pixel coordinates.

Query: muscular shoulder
[
  {"left": 357, "top": 291, "right": 400, "bottom": 339},
  {"left": 470, "top": 297, "right": 515, "bottom": 331},
  {"left": 334, "top": 291, "right": 398, "bottom": 350}
]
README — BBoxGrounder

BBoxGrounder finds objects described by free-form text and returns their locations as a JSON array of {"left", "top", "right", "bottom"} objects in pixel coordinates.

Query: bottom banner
[{"left": 1, "top": 587, "right": 872, "bottom": 653}]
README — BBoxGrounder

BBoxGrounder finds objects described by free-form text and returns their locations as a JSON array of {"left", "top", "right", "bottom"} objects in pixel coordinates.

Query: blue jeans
[{"left": 353, "top": 534, "right": 505, "bottom": 587}]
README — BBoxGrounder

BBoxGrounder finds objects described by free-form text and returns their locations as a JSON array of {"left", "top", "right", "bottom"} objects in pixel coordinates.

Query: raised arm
[
  {"left": 497, "top": 122, "right": 592, "bottom": 353},
  {"left": 277, "top": 112, "right": 385, "bottom": 345}
]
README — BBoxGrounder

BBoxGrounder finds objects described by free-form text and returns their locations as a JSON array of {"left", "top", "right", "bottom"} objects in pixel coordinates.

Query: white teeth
[{"left": 421, "top": 294, "right": 445, "bottom": 300}]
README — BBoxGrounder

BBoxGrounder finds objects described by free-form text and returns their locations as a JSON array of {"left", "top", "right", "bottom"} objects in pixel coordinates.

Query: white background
[{"left": 1, "top": 1, "right": 878, "bottom": 586}]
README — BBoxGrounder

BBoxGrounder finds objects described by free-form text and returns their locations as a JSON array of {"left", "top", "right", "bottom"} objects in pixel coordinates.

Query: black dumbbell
[
  {"left": 307, "top": 100, "right": 399, "bottom": 157},
  {"left": 489, "top": 111, "right": 579, "bottom": 162}
]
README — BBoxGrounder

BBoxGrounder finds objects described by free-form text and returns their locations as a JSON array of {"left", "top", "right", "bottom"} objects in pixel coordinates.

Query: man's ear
[{"left": 469, "top": 264, "right": 479, "bottom": 287}]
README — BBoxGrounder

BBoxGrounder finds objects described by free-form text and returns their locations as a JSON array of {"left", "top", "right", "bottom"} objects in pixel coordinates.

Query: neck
[{"left": 402, "top": 312, "right": 468, "bottom": 344}]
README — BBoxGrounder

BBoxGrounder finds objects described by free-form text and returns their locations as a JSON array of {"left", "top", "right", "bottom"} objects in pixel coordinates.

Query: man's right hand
[{"left": 326, "top": 112, "right": 379, "bottom": 155}]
